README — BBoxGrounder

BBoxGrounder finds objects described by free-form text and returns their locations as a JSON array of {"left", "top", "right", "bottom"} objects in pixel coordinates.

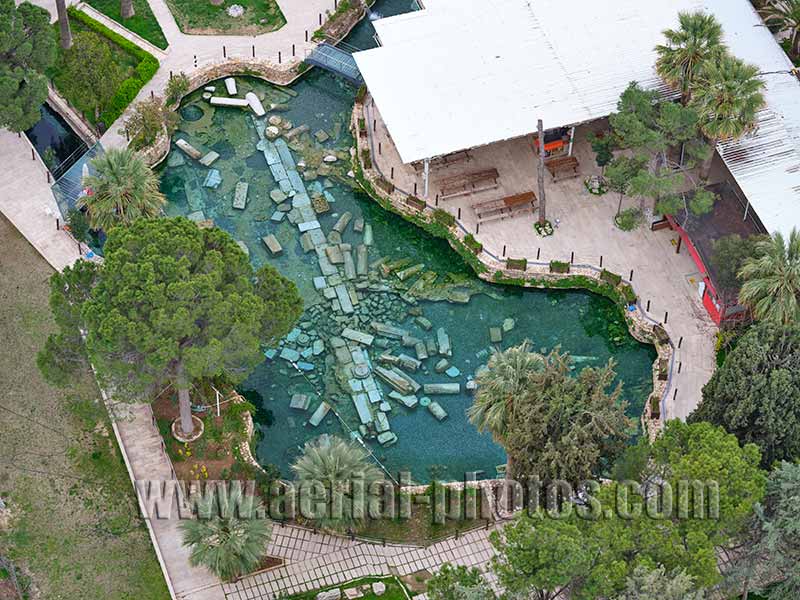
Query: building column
[{"left": 423, "top": 158, "right": 430, "bottom": 198}]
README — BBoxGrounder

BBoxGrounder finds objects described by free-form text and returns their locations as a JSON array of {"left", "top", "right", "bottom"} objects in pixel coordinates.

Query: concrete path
[
  {"left": 225, "top": 525, "right": 499, "bottom": 600},
  {"left": 97, "top": 0, "right": 337, "bottom": 149},
  {"left": 365, "top": 103, "right": 718, "bottom": 421},
  {"left": 0, "top": 129, "right": 82, "bottom": 271}
]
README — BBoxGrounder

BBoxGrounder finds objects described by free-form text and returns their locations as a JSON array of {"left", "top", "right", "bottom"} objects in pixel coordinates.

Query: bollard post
[
  {"left": 646, "top": 299, "right": 651, "bottom": 312},
  {"left": 678, "top": 362, "right": 682, "bottom": 374},
  {"left": 664, "top": 311, "right": 669, "bottom": 324},
  {"left": 570, "top": 251, "right": 574, "bottom": 264},
  {"left": 305, "top": 30, "right": 309, "bottom": 42},
  {"left": 676, "top": 236, "right": 682, "bottom": 254},
  {"left": 378, "top": 142, "right": 382, "bottom": 155},
  {"left": 503, "top": 244, "right": 506, "bottom": 257},
  {"left": 292, "top": 43, "right": 296, "bottom": 57},
  {"left": 169, "top": 70, "right": 173, "bottom": 79},
  {"left": 278, "top": 51, "right": 282, "bottom": 64},
  {"left": 476, "top": 222, "right": 480, "bottom": 234},
  {"left": 31, "top": 148, "right": 35, "bottom": 160},
  {"left": 673, "top": 388, "right": 678, "bottom": 400},
  {"left": 151, "top": 90, "right": 154, "bottom": 99},
  {"left": 678, "top": 336, "right": 683, "bottom": 348},
  {"left": 47, "top": 171, "right": 50, "bottom": 183},
  {"left": 629, "top": 269, "right": 634, "bottom": 281},
  {"left": 458, "top": 207, "right": 462, "bottom": 219},
  {"left": 435, "top": 195, "right": 439, "bottom": 206},
  {"left": 56, "top": 218, "right": 60, "bottom": 230},
  {"left": 319, "top": 13, "right": 322, "bottom": 25},
  {"left": 223, "top": 45, "right": 226, "bottom": 58},
  {"left": 536, "top": 248, "right": 541, "bottom": 260},
  {"left": 373, "top": 119, "right": 376, "bottom": 132},
  {"left": 194, "top": 54, "right": 197, "bottom": 67},
  {"left": 252, "top": 45, "right": 255, "bottom": 57},
  {"left": 413, "top": 182, "right": 417, "bottom": 195},
  {"left": 390, "top": 167, "right": 394, "bottom": 179}
]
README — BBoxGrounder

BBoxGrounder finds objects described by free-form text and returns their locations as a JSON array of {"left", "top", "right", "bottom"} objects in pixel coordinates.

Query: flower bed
[{"left": 534, "top": 219, "right": 554, "bottom": 236}]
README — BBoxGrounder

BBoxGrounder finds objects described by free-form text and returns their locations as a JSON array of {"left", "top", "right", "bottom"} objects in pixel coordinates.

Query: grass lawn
[
  {"left": 0, "top": 214, "right": 169, "bottom": 600},
  {"left": 288, "top": 576, "right": 411, "bottom": 600},
  {"left": 85, "top": 0, "right": 169, "bottom": 49},
  {"left": 165, "top": 0, "right": 285, "bottom": 35}
]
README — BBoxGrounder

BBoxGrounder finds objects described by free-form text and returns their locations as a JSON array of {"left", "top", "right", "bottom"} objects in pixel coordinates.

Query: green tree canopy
[
  {"left": 738, "top": 228, "right": 800, "bottom": 325},
  {"left": 59, "top": 30, "right": 122, "bottom": 121},
  {"left": 614, "top": 565, "right": 705, "bottom": 600},
  {"left": 690, "top": 322, "right": 800, "bottom": 467},
  {"left": 759, "top": 0, "right": 800, "bottom": 57},
  {"left": 180, "top": 486, "right": 272, "bottom": 582},
  {"left": 501, "top": 348, "right": 632, "bottom": 490},
  {"left": 36, "top": 260, "right": 99, "bottom": 386},
  {"left": 655, "top": 11, "right": 725, "bottom": 101},
  {"left": 427, "top": 564, "right": 495, "bottom": 600},
  {"left": 38, "top": 217, "right": 302, "bottom": 437},
  {"left": 80, "top": 148, "right": 166, "bottom": 231},
  {"left": 730, "top": 461, "right": 800, "bottom": 600},
  {"left": 491, "top": 421, "right": 766, "bottom": 600},
  {"left": 290, "top": 434, "right": 384, "bottom": 530},
  {"left": 0, "top": 0, "right": 56, "bottom": 131},
  {"left": 709, "top": 234, "right": 765, "bottom": 300}
]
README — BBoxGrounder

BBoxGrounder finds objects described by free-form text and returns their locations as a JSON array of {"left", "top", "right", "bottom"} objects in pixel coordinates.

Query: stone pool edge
[{"left": 350, "top": 100, "right": 670, "bottom": 441}]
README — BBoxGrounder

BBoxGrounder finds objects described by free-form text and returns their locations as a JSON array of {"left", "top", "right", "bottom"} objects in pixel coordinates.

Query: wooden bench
[
  {"left": 412, "top": 150, "right": 471, "bottom": 172},
  {"left": 474, "top": 192, "right": 537, "bottom": 223},
  {"left": 439, "top": 168, "right": 500, "bottom": 200},
  {"left": 545, "top": 156, "right": 580, "bottom": 181}
]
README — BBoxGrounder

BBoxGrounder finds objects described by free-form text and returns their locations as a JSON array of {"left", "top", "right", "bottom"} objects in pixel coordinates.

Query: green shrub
[
  {"left": 463, "top": 234, "right": 482, "bottom": 254},
  {"left": 356, "top": 84, "right": 367, "bottom": 104},
  {"left": 432, "top": 208, "right": 456, "bottom": 228},
  {"left": 652, "top": 324, "right": 670, "bottom": 344},
  {"left": 165, "top": 72, "right": 190, "bottom": 105},
  {"left": 362, "top": 148, "right": 372, "bottom": 169},
  {"left": 358, "top": 118, "right": 366, "bottom": 133},
  {"left": 620, "top": 283, "right": 637, "bottom": 305},
  {"left": 649, "top": 395, "right": 661, "bottom": 418},
  {"left": 658, "top": 358, "right": 669, "bottom": 381},
  {"left": 615, "top": 207, "right": 643, "bottom": 231},
  {"left": 405, "top": 196, "right": 426, "bottom": 211},
  {"left": 506, "top": 258, "right": 527, "bottom": 271},
  {"left": 375, "top": 177, "right": 394, "bottom": 195},
  {"left": 600, "top": 269, "right": 622, "bottom": 286},
  {"left": 66, "top": 7, "right": 159, "bottom": 127},
  {"left": 549, "top": 260, "right": 570, "bottom": 274}
]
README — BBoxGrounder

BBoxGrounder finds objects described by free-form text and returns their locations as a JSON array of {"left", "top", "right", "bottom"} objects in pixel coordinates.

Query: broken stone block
[
  {"left": 415, "top": 316, "right": 433, "bottom": 331},
  {"left": 377, "top": 431, "right": 397, "bottom": 446},
  {"left": 415, "top": 341, "right": 429, "bottom": 361},
  {"left": 342, "top": 328, "right": 375, "bottom": 346},
  {"left": 233, "top": 181, "right": 249, "bottom": 210},
  {"left": 427, "top": 401, "right": 448, "bottom": 421},
  {"left": 436, "top": 328, "right": 452, "bottom": 356},
  {"left": 313, "top": 276, "right": 327, "bottom": 290},
  {"left": 445, "top": 366, "right": 461, "bottom": 378},
  {"left": 489, "top": 327, "right": 503, "bottom": 343},
  {"left": 371, "top": 582, "right": 386, "bottom": 596},
  {"left": 333, "top": 211, "right": 352, "bottom": 234},
  {"left": 290, "top": 394, "right": 310, "bottom": 411},
  {"left": 261, "top": 234, "right": 282, "bottom": 255},
  {"left": 502, "top": 318, "right": 516, "bottom": 332},
  {"left": 423, "top": 383, "right": 460, "bottom": 394},
  {"left": 270, "top": 189, "right": 287, "bottom": 203},
  {"left": 434, "top": 359, "right": 450, "bottom": 373},
  {"left": 199, "top": 151, "right": 219, "bottom": 167},
  {"left": 202, "top": 169, "right": 222, "bottom": 188}
]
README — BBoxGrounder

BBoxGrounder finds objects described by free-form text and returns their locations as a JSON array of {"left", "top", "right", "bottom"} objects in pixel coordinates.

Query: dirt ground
[{"left": 0, "top": 214, "right": 169, "bottom": 599}]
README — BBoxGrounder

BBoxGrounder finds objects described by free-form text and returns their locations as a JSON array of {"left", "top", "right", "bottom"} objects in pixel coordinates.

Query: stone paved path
[{"left": 225, "top": 525, "right": 499, "bottom": 600}]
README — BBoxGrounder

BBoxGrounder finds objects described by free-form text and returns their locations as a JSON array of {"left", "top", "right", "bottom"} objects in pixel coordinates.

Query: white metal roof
[
  {"left": 354, "top": 0, "right": 699, "bottom": 165},
  {"left": 703, "top": 0, "right": 800, "bottom": 237},
  {"left": 354, "top": 0, "right": 800, "bottom": 236}
]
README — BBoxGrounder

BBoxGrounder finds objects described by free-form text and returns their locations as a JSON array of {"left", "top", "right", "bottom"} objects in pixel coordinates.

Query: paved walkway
[
  {"left": 0, "top": 129, "right": 82, "bottom": 271},
  {"left": 97, "top": 0, "right": 337, "bottom": 149},
  {"left": 225, "top": 524, "right": 499, "bottom": 600},
  {"left": 365, "top": 103, "right": 718, "bottom": 421}
]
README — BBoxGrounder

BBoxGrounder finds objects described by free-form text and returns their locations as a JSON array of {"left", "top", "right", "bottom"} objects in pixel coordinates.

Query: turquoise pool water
[{"left": 159, "top": 0, "right": 656, "bottom": 483}]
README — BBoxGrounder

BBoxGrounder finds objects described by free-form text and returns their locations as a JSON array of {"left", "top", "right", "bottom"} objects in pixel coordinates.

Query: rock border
[{"left": 350, "top": 98, "right": 671, "bottom": 440}]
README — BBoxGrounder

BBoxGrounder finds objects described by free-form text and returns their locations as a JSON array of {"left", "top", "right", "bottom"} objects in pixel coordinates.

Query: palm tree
[
  {"left": 291, "top": 434, "right": 384, "bottom": 530},
  {"left": 690, "top": 54, "right": 766, "bottom": 178},
  {"left": 180, "top": 489, "right": 272, "bottom": 582},
  {"left": 656, "top": 11, "right": 726, "bottom": 103},
  {"left": 55, "top": 0, "right": 73, "bottom": 49},
  {"left": 121, "top": 0, "right": 135, "bottom": 19},
  {"left": 759, "top": 0, "right": 800, "bottom": 57},
  {"left": 738, "top": 228, "right": 800, "bottom": 325},
  {"left": 79, "top": 148, "right": 166, "bottom": 231},
  {"left": 467, "top": 341, "right": 542, "bottom": 478}
]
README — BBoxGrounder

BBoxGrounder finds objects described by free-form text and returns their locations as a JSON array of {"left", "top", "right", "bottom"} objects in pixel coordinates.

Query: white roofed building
[{"left": 354, "top": 0, "right": 800, "bottom": 239}]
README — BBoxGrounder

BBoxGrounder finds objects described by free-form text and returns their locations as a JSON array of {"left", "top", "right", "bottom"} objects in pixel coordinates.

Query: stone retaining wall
[{"left": 350, "top": 99, "right": 671, "bottom": 440}]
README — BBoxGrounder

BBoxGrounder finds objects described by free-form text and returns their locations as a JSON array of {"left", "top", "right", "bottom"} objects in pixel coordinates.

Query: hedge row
[{"left": 68, "top": 7, "right": 159, "bottom": 127}]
